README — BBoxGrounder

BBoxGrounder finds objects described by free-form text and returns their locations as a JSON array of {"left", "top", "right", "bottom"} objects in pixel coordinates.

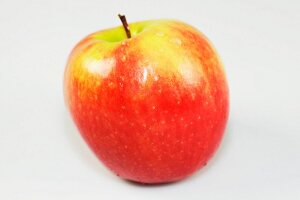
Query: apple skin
[{"left": 64, "top": 20, "right": 229, "bottom": 184}]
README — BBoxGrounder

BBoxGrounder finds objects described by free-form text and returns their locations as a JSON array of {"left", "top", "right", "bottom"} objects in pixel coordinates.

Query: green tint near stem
[{"left": 93, "top": 21, "right": 156, "bottom": 43}]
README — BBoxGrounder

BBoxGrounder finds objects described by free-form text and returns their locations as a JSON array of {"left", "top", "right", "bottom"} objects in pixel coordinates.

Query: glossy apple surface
[{"left": 64, "top": 19, "right": 229, "bottom": 184}]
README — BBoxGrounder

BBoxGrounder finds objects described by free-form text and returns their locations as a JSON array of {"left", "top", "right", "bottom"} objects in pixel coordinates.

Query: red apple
[{"left": 64, "top": 15, "right": 229, "bottom": 184}]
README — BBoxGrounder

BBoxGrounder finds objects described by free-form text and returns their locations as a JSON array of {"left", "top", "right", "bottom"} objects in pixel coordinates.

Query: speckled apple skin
[{"left": 64, "top": 20, "right": 229, "bottom": 184}]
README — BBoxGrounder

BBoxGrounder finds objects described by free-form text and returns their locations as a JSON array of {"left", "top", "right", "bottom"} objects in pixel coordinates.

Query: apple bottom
[
  {"left": 79, "top": 121, "right": 226, "bottom": 184},
  {"left": 71, "top": 93, "right": 228, "bottom": 184}
]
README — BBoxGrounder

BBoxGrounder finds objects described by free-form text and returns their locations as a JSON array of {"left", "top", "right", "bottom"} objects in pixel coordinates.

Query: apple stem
[{"left": 118, "top": 14, "right": 131, "bottom": 39}]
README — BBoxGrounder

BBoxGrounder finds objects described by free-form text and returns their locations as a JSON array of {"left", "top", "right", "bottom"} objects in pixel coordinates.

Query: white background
[{"left": 0, "top": 0, "right": 299, "bottom": 199}]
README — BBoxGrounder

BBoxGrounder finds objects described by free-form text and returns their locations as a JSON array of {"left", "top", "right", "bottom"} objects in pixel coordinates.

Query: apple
[{"left": 64, "top": 15, "right": 229, "bottom": 184}]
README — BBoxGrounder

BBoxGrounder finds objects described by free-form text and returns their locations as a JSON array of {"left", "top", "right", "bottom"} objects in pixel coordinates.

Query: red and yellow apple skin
[{"left": 64, "top": 20, "right": 229, "bottom": 184}]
